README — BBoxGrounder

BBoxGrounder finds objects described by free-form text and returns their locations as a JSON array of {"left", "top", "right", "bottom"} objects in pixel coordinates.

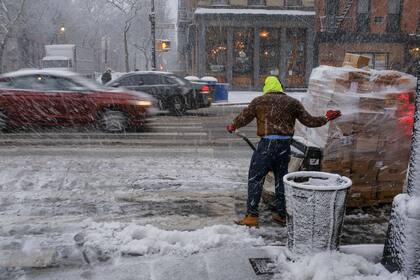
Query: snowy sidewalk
[
  {"left": 212, "top": 91, "right": 307, "bottom": 106},
  {"left": 22, "top": 242, "right": 403, "bottom": 280}
]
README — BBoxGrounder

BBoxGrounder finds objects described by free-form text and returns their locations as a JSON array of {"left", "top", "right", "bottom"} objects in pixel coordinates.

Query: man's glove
[
  {"left": 226, "top": 124, "right": 236, "bottom": 133},
  {"left": 326, "top": 110, "right": 342, "bottom": 121}
]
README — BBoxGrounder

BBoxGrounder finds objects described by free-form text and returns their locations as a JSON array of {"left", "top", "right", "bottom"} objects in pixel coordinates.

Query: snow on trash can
[{"left": 283, "top": 171, "right": 352, "bottom": 256}]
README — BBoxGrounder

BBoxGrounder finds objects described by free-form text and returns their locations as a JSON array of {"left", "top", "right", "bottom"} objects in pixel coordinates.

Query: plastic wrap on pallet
[{"left": 295, "top": 65, "right": 417, "bottom": 207}]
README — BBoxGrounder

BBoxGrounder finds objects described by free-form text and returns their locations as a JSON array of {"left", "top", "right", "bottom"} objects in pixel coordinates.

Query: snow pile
[
  {"left": 78, "top": 223, "right": 264, "bottom": 259},
  {"left": 273, "top": 251, "right": 405, "bottom": 280}
]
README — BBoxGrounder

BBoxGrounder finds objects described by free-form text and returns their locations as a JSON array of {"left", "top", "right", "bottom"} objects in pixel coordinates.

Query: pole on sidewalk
[
  {"left": 382, "top": 59, "right": 420, "bottom": 277},
  {"left": 406, "top": 60, "right": 420, "bottom": 197},
  {"left": 150, "top": 0, "right": 156, "bottom": 71}
]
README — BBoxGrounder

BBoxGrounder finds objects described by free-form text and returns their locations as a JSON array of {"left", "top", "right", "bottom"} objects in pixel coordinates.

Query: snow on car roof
[
  {"left": 0, "top": 69, "right": 105, "bottom": 91},
  {"left": 0, "top": 69, "right": 77, "bottom": 79},
  {"left": 129, "top": 70, "right": 174, "bottom": 75},
  {"left": 195, "top": 7, "right": 315, "bottom": 16}
]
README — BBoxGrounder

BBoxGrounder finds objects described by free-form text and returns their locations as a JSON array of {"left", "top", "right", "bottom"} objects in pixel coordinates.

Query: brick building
[
  {"left": 315, "top": 0, "right": 420, "bottom": 74},
  {"left": 178, "top": 0, "right": 316, "bottom": 90}
]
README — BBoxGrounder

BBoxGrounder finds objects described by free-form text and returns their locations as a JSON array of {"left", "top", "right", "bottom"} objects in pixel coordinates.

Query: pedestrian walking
[
  {"left": 227, "top": 76, "right": 341, "bottom": 228},
  {"left": 101, "top": 68, "right": 112, "bottom": 84}
]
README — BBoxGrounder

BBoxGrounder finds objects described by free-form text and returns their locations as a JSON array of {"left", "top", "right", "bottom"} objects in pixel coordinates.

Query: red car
[{"left": 0, "top": 70, "right": 157, "bottom": 132}]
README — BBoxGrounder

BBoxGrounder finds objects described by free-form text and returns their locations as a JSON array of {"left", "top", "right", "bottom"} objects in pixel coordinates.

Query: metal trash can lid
[{"left": 283, "top": 171, "right": 352, "bottom": 191}]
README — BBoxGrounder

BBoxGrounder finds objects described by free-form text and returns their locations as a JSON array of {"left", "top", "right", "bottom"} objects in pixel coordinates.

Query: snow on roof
[
  {"left": 195, "top": 7, "right": 315, "bottom": 16},
  {"left": 0, "top": 69, "right": 76, "bottom": 79},
  {"left": 42, "top": 56, "right": 71, "bottom": 61}
]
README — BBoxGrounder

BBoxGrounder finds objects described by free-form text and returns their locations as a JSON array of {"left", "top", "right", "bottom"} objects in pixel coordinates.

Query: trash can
[
  {"left": 213, "top": 83, "right": 229, "bottom": 102},
  {"left": 283, "top": 171, "right": 352, "bottom": 256}
]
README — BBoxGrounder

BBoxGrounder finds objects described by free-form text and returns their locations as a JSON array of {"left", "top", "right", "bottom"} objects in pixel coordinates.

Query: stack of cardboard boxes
[{"left": 298, "top": 54, "right": 416, "bottom": 207}]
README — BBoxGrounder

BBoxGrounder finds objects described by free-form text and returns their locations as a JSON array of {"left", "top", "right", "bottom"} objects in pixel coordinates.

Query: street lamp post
[
  {"left": 56, "top": 25, "right": 66, "bottom": 44},
  {"left": 150, "top": 0, "right": 156, "bottom": 71},
  {"left": 382, "top": 59, "right": 420, "bottom": 277}
]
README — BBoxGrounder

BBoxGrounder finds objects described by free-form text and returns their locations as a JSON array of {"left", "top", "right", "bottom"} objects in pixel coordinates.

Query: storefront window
[
  {"left": 285, "top": 28, "right": 306, "bottom": 88},
  {"left": 351, "top": 52, "right": 389, "bottom": 70},
  {"left": 259, "top": 28, "right": 280, "bottom": 85},
  {"left": 233, "top": 29, "right": 254, "bottom": 89},
  {"left": 374, "top": 54, "right": 388, "bottom": 70},
  {"left": 206, "top": 26, "right": 227, "bottom": 82},
  {"left": 417, "top": 12, "right": 420, "bottom": 32},
  {"left": 408, "top": 47, "right": 420, "bottom": 75},
  {"left": 248, "top": 0, "right": 266, "bottom": 6},
  {"left": 211, "top": 0, "right": 229, "bottom": 5},
  {"left": 286, "top": 0, "right": 302, "bottom": 6}
]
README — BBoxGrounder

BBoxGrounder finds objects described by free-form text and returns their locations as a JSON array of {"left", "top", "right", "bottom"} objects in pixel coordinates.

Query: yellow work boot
[
  {"left": 272, "top": 213, "right": 286, "bottom": 226},
  {"left": 235, "top": 214, "right": 259, "bottom": 228}
]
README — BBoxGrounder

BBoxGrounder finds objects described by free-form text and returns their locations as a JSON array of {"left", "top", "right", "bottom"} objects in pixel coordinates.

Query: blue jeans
[{"left": 247, "top": 139, "right": 291, "bottom": 218}]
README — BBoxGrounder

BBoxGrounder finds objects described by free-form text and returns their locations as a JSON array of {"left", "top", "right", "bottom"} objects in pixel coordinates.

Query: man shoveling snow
[{"left": 227, "top": 76, "right": 341, "bottom": 228}]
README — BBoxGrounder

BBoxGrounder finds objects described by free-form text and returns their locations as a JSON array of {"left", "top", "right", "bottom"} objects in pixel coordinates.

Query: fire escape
[{"left": 321, "top": 0, "right": 353, "bottom": 34}]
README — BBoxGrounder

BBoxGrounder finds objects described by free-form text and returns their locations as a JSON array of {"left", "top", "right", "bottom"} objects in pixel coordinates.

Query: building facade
[
  {"left": 316, "top": 0, "right": 420, "bottom": 75},
  {"left": 178, "top": 0, "right": 316, "bottom": 90}
]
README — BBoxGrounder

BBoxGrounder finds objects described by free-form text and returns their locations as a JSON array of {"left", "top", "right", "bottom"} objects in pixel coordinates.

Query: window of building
[
  {"left": 386, "top": 0, "right": 401, "bottom": 33},
  {"left": 326, "top": 0, "right": 339, "bottom": 15},
  {"left": 357, "top": 0, "right": 370, "bottom": 33},
  {"left": 417, "top": 12, "right": 420, "bottom": 32},
  {"left": 374, "top": 17, "right": 384, "bottom": 24},
  {"left": 248, "top": 0, "right": 266, "bottom": 6},
  {"left": 286, "top": 0, "right": 302, "bottom": 7},
  {"left": 259, "top": 29, "right": 280, "bottom": 84},
  {"left": 211, "top": 0, "right": 229, "bottom": 6},
  {"left": 233, "top": 29, "right": 254, "bottom": 88},
  {"left": 285, "top": 28, "right": 306, "bottom": 88},
  {"left": 206, "top": 27, "right": 228, "bottom": 81}
]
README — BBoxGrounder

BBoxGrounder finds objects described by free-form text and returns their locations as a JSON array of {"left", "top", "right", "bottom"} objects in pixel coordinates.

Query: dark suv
[{"left": 107, "top": 71, "right": 212, "bottom": 115}]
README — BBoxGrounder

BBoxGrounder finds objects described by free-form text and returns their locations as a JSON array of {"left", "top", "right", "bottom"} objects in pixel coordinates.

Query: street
[
  {"left": 0, "top": 106, "right": 259, "bottom": 148},
  {"left": 0, "top": 0, "right": 419, "bottom": 277},
  {"left": 0, "top": 104, "right": 391, "bottom": 279}
]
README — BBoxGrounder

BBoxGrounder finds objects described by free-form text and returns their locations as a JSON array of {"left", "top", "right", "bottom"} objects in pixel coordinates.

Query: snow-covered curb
[
  {"left": 273, "top": 249, "right": 405, "bottom": 280},
  {"left": 77, "top": 223, "right": 265, "bottom": 260}
]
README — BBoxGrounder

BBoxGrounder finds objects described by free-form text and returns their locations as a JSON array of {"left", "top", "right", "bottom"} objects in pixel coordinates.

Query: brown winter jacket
[{"left": 232, "top": 92, "right": 328, "bottom": 137}]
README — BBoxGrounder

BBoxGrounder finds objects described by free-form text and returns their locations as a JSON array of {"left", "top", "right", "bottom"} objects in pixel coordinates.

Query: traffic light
[{"left": 156, "top": 40, "right": 171, "bottom": 52}]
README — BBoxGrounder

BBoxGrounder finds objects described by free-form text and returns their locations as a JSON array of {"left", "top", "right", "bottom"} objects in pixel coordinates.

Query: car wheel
[
  {"left": 99, "top": 109, "right": 128, "bottom": 133},
  {"left": 0, "top": 110, "right": 8, "bottom": 132},
  {"left": 170, "top": 96, "right": 186, "bottom": 116}
]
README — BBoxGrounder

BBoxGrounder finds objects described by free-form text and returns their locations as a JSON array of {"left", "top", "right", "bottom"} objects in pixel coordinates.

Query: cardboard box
[
  {"left": 343, "top": 53, "right": 371, "bottom": 69},
  {"left": 335, "top": 122, "right": 354, "bottom": 135},
  {"left": 351, "top": 160, "right": 379, "bottom": 185},
  {"left": 359, "top": 97, "right": 387, "bottom": 112},
  {"left": 375, "top": 182, "right": 404, "bottom": 203},
  {"left": 354, "top": 135, "right": 379, "bottom": 153},
  {"left": 347, "top": 184, "right": 377, "bottom": 207},
  {"left": 333, "top": 78, "right": 351, "bottom": 93},
  {"left": 377, "top": 162, "right": 408, "bottom": 183}
]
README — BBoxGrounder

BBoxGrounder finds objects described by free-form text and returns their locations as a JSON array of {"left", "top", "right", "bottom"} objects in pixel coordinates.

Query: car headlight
[{"left": 129, "top": 100, "right": 153, "bottom": 106}]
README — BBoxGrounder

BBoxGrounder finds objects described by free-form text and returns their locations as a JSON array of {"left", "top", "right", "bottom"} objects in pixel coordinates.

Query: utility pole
[
  {"left": 382, "top": 59, "right": 420, "bottom": 277},
  {"left": 150, "top": 0, "right": 156, "bottom": 71}
]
